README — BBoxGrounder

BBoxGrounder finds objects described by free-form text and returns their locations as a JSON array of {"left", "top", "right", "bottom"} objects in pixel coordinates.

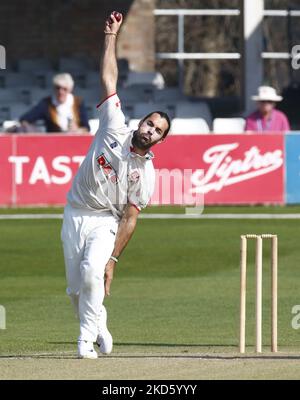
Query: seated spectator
[
  {"left": 245, "top": 86, "right": 290, "bottom": 132},
  {"left": 19, "top": 73, "right": 90, "bottom": 133}
]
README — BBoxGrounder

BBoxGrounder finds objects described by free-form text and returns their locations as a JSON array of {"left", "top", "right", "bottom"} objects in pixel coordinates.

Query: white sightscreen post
[{"left": 241, "top": 0, "right": 264, "bottom": 115}]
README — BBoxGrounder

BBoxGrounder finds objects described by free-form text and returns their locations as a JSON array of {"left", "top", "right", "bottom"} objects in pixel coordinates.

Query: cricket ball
[{"left": 109, "top": 11, "right": 122, "bottom": 23}]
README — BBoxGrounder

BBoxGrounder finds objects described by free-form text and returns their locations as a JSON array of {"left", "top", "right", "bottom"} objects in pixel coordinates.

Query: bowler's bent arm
[
  {"left": 104, "top": 204, "right": 139, "bottom": 295},
  {"left": 112, "top": 204, "right": 139, "bottom": 259}
]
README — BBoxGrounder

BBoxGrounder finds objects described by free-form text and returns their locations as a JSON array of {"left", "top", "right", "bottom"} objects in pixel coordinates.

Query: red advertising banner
[
  {"left": 152, "top": 134, "right": 284, "bottom": 205},
  {"left": 0, "top": 134, "right": 284, "bottom": 206},
  {"left": 0, "top": 135, "right": 14, "bottom": 205},
  {"left": 1, "top": 135, "right": 91, "bottom": 206}
]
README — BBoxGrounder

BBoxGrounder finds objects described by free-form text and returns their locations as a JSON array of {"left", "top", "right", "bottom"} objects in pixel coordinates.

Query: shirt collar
[{"left": 129, "top": 146, "right": 154, "bottom": 161}]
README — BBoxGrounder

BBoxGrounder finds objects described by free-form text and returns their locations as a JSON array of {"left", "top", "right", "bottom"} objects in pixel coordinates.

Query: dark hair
[{"left": 140, "top": 111, "right": 171, "bottom": 138}]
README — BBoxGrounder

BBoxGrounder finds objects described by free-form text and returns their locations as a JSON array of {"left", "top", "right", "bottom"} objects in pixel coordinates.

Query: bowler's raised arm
[{"left": 100, "top": 12, "right": 123, "bottom": 101}]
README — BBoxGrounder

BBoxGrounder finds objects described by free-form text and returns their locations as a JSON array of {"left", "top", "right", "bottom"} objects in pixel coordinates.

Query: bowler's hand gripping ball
[{"left": 109, "top": 11, "right": 122, "bottom": 24}]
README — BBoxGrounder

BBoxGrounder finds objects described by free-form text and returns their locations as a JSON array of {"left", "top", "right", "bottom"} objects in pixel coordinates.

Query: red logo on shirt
[
  {"left": 110, "top": 175, "right": 118, "bottom": 184},
  {"left": 97, "top": 155, "right": 107, "bottom": 167},
  {"left": 96, "top": 153, "right": 118, "bottom": 184},
  {"left": 103, "top": 165, "right": 113, "bottom": 175},
  {"left": 116, "top": 101, "right": 121, "bottom": 108}
]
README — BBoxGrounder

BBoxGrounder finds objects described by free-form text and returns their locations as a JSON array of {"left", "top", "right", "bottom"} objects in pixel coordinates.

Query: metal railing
[
  {"left": 154, "top": 8, "right": 300, "bottom": 62},
  {"left": 154, "top": 8, "right": 300, "bottom": 91},
  {"left": 155, "top": 9, "right": 241, "bottom": 65}
]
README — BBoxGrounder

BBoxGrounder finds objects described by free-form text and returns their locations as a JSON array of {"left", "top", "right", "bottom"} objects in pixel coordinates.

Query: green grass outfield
[{"left": 1, "top": 205, "right": 300, "bottom": 379}]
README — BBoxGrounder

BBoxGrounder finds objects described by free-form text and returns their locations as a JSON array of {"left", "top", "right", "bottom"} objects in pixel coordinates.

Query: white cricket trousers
[{"left": 61, "top": 204, "right": 118, "bottom": 342}]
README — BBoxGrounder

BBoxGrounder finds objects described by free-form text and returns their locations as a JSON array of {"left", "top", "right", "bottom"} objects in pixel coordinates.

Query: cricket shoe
[
  {"left": 77, "top": 340, "right": 98, "bottom": 359},
  {"left": 96, "top": 306, "right": 113, "bottom": 355}
]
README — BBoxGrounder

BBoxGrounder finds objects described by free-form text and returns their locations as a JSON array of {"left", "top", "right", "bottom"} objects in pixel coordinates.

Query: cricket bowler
[{"left": 61, "top": 11, "right": 171, "bottom": 359}]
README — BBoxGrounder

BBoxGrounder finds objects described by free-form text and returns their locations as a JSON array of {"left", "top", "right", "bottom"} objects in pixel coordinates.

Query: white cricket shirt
[{"left": 67, "top": 93, "right": 155, "bottom": 220}]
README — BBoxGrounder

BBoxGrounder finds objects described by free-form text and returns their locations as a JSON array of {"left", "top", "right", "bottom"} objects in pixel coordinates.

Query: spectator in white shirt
[{"left": 19, "top": 73, "right": 90, "bottom": 133}]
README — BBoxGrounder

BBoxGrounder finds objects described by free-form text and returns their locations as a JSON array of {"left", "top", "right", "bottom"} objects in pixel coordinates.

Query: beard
[{"left": 132, "top": 130, "right": 153, "bottom": 151}]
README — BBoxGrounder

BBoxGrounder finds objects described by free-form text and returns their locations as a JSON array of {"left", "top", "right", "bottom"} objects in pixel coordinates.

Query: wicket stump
[{"left": 239, "top": 234, "right": 278, "bottom": 353}]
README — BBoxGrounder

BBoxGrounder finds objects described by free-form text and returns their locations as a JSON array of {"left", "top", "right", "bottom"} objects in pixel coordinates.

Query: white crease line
[
  {"left": 140, "top": 213, "right": 300, "bottom": 219},
  {"left": 0, "top": 214, "right": 63, "bottom": 220},
  {"left": 1, "top": 213, "right": 300, "bottom": 220},
  {"left": 0, "top": 351, "right": 75, "bottom": 360}
]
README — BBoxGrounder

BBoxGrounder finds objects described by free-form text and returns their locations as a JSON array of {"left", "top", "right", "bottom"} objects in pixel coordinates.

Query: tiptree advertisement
[{"left": 0, "top": 133, "right": 288, "bottom": 206}]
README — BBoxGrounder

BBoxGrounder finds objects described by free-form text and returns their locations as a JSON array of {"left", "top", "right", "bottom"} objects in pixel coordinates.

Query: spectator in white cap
[
  {"left": 245, "top": 85, "right": 290, "bottom": 132},
  {"left": 18, "top": 73, "right": 90, "bottom": 133}
]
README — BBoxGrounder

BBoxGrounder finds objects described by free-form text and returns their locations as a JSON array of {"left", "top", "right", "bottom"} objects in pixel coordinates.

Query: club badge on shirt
[{"left": 129, "top": 170, "right": 140, "bottom": 183}]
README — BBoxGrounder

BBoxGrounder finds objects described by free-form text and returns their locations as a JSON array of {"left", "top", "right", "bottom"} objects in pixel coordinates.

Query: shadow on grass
[{"left": 1, "top": 341, "right": 300, "bottom": 360}]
